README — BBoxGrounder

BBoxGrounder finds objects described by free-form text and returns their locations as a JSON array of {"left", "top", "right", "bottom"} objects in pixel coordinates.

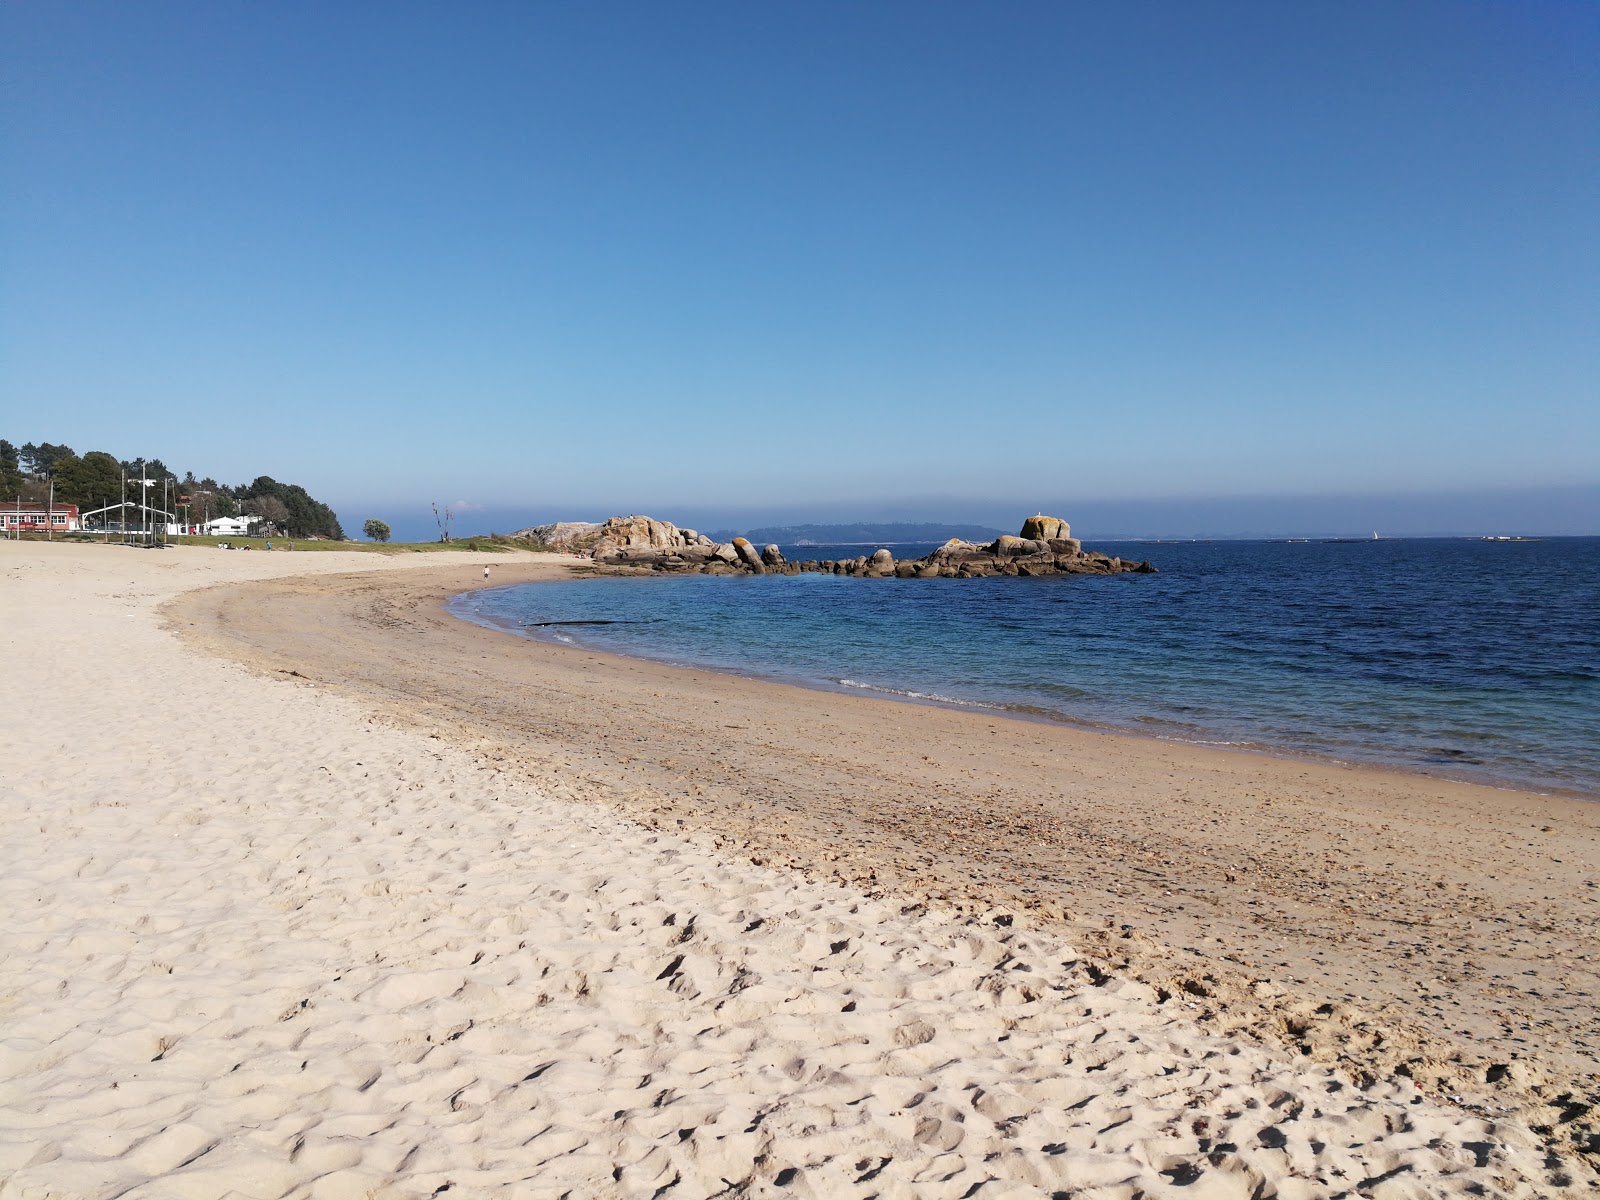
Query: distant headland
[{"left": 513, "top": 515, "right": 1156, "bottom": 578}]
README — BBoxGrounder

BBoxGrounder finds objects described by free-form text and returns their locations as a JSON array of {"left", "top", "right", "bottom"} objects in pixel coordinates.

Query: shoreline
[
  {"left": 4, "top": 540, "right": 1595, "bottom": 1195},
  {"left": 164, "top": 554, "right": 1600, "bottom": 1168},
  {"left": 448, "top": 574, "right": 1600, "bottom": 804}
]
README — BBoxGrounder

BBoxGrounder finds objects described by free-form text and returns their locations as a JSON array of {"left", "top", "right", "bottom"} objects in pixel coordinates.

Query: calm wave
[{"left": 449, "top": 537, "right": 1600, "bottom": 798}]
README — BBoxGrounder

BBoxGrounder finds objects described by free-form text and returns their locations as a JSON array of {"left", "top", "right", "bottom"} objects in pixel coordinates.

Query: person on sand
[{"left": 483, "top": 565, "right": 490, "bottom": 580}]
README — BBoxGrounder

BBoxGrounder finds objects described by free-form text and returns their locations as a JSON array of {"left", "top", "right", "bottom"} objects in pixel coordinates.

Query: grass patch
[{"left": 168, "top": 534, "right": 536, "bottom": 553}]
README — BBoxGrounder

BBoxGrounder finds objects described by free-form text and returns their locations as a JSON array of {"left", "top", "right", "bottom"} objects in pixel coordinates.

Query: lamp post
[{"left": 138, "top": 463, "right": 157, "bottom": 546}]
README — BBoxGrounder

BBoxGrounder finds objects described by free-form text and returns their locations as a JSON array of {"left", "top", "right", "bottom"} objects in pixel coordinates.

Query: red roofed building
[{"left": 2, "top": 503, "right": 80, "bottom": 532}]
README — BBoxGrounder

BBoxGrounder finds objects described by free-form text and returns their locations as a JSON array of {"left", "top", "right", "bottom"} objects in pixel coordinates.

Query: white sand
[{"left": 0, "top": 542, "right": 1581, "bottom": 1198}]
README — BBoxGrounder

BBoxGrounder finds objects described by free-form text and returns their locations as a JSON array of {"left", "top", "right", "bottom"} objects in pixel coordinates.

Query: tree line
[{"left": 1, "top": 438, "right": 344, "bottom": 540}]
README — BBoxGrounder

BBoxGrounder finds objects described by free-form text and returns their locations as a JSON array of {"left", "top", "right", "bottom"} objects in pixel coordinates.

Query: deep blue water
[{"left": 449, "top": 538, "right": 1600, "bottom": 798}]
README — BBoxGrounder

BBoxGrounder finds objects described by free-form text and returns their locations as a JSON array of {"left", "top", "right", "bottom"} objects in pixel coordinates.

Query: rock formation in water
[
  {"left": 517, "top": 515, "right": 1154, "bottom": 577},
  {"left": 512, "top": 515, "right": 717, "bottom": 560}
]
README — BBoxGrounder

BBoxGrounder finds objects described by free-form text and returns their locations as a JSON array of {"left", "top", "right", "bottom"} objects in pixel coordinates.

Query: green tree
[
  {"left": 52, "top": 451, "right": 122, "bottom": 509},
  {"left": 37, "top": 443, "right": 75, "bottom": 475},
  {"left": 19, "top": 442, "right": 75, "bottom": 478},
  {"left": 242, "top": 494, "right": 290, "bottom": 532},
  {"left": 119, "top": 457, "right": 176, "bottom": 488},
  {"left": 363, "top": 519, "right": 392, "bottom": 543},
  {"left": 238, "top": 475, "right": 344, "bottom": 539},
  {"left": 0, "top": 440, "right": 21, "bottom": 497},
  {"left": 50, "top": 453, "right": 83, "bottom": 498}
]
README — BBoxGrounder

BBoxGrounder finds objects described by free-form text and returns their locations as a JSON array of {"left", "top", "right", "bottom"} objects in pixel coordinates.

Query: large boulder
[
  {"left": 760, "top": 544, "right": 786, "bottom": 567},
  {"left": 609, "top": 547, "right": 664, "bottom": 565},
  {"left": 930, "top": 538, "right": 981, "bottom": 561},
  {"left": 1020, "top": 515, "right": 1070, "bottom": 542},
  {"left": 731, "top": 537, "right": 767, "bottom": 573},
  {"left": 991, "top": 535, "right": 1045, "bottom": 557},
  {"left": 599, "top": 516, "right": 684, "bottom": 550}
]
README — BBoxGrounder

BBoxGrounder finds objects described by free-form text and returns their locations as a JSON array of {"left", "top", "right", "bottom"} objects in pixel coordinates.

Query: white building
[{"left": 202, "top": 516, "right": 258, "bottom": 537}]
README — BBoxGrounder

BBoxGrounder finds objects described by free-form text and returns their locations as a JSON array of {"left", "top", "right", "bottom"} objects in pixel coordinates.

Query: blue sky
[{"left": 3, "top": 1, "right": 1596, "bottom": 537}]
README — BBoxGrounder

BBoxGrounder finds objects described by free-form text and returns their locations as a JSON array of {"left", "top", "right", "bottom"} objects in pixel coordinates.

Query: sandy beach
[{"left": 2, "top": 541, "right": 1596, "bottom": 1198}]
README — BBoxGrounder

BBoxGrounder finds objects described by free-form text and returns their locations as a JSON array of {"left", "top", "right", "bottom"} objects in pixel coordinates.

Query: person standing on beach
[{"left": 483, "top": 565, "right": 490, "bottom": 580}]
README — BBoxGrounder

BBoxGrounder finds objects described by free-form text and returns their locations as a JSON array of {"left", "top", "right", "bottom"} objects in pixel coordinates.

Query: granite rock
[{"left": 578, "top": 513, "right": 1154, "bottom": 579}]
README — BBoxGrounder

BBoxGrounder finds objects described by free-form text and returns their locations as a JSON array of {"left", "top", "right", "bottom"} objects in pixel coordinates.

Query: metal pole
[{"left": 47, "top": 478, "right": 53, "bottom": 541}]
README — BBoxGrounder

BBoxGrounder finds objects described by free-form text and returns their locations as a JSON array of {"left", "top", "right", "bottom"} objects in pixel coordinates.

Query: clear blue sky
[{"left": 3, "top": 1, "right": 1596, "bottom": 537}]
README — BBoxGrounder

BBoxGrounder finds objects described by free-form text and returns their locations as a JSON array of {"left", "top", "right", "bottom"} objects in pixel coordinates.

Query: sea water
[{"left": 449, "top": 537, "right": 1600, "bottom": 798}]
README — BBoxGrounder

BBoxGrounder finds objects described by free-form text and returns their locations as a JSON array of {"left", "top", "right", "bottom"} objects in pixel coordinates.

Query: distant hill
[{"left": 707, "top": 522, "right": 1007, "bottom": 546}]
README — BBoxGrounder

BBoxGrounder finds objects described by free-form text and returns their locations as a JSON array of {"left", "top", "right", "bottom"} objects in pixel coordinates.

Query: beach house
[
  {"left": 2, "top": 503, "right": 80, "bottom": 533},
  {"left": 201, "top": 516, "right": 258, "bottom": 537}
]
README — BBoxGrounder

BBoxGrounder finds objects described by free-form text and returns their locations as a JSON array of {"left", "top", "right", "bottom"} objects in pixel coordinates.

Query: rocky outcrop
[
  {"left": 591, "top": 516, "right": 715, "bottom": 564},
  {"left": 573, "top": 515, "right": 1154, "bottom": 578},
  {"left": 901, "top": 527, "right": 1146, "bottom": 577},
  {"left": 514, "top": 515, "right": 723, "bottom": 564},
  {"left": 1019, "top": 515, "right": 1070, "bottom": 542},
  {"left": 510, "top": 520, "right": 604, "bottom": 549},
  {"left": 731, "top": 538, "right": 767, "bottom": 574}
]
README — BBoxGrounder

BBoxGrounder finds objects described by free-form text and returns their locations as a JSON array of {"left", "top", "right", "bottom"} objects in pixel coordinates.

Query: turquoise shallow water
[{"left": 449, "top": 537, "right": 1600, "bottom": 798}]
